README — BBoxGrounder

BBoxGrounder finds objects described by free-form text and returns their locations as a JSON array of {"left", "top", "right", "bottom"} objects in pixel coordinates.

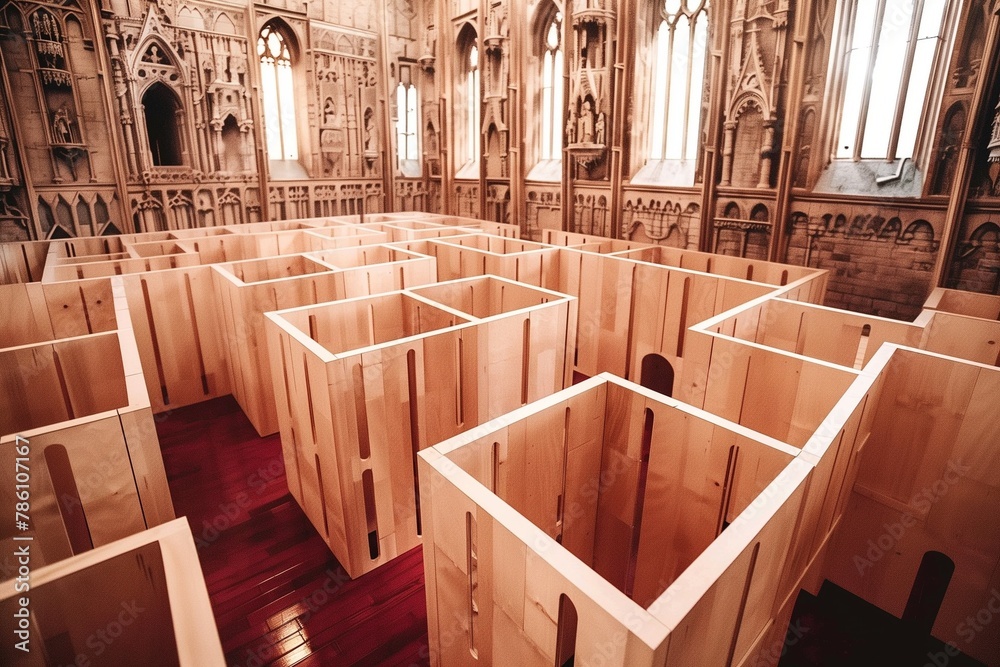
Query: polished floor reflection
[{"left": 158, "top": 396, "right": 429, "bottom": 666}]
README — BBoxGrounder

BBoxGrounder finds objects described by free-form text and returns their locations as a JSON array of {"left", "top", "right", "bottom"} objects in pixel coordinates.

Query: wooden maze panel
[
  {"left": 0, "top": 331, "right": 128, "bottom": 436},
  {"left": 267, "top": 278, "right": 574, "bottom": 578}
]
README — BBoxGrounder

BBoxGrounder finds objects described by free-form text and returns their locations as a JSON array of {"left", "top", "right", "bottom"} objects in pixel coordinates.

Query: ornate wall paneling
[
  {"left": 928, "top": 1, "right": 991, "bottom": 197},
  {"left": 119, "top": 8, "right": 201, "bottom": 178},
  {"left": 416, "top": 3, "right": 441, "bottom": 179},
  {"left": 36, "top": 188, "right": 124, "bottom": 238},
  {"left": 313, "top": 23, "right": 382, "bottom": 179},
  {"left": 938, "top": 1, "right": 1000, "bottom": 292},
  {"left": 455, "top": 180, "right": 479, "bottom": 217},
  {"left": 0, "top": 48, "right": 32, "bottom": 243},
  {"left": 23, "top": 2, "right": 96, "bottom": 183},
  {"left": 106, "top": 4, "right": 262, "bottom": 237},
  {"left": 394, "top": 178, "right": 429, "bottom": 211},
  {"left": 130, "top": 184, "right": 261, "bottom": 233},
  {"left": 947, "top": 213, "right": 1000, "bottom": 294},
  {"left": 718, "top": 0, "right": 789, "bottom": 191},
  {"left": 621, "top": 190, "right": 700, "bottom": 249},
  {"left": 712, "top": 198, "right": 771, "bottom": 259},
  {"left": 524, "top": 183, "right": 560, "bottom": 240},
  {"left": 790, "top": 0, "right": 834, "bottom": 190},
  {"left": 481, "top": 1, "right": 509, "bottom": 180},
  {"left": 569, "top": 187, "right": 610, "bottom": 237},
  {"left": 317, "top": 0, "right": 378, "bottom": 30},
  {"left": 0, "top": 0, "right": 126, "bottom": 241},
  {"left": 268, "top": 180, "right": 384, "bottom": 219}
]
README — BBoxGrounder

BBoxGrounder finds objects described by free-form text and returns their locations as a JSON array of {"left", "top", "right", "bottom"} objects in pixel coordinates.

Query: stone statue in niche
[
  {"left": 595, "top": 112, "right": 606, "bottom": 145},
  {"left": 323, "top": 98, "right": 336, "bottom": 126},
  {"left": 34, "top": 13, "right": 57, "bottom": 41},
  {"left": 363, "top": 109, "right": 377, "bottom": 159},
  {"left": 566, "top": 109, "right": 577, "bottom": 144},
  {"left": 578, "top": 100, "right": 594, "bottom": 143},
  {"left": 52, "top": 105, "right": 73, "bottom": 143}
]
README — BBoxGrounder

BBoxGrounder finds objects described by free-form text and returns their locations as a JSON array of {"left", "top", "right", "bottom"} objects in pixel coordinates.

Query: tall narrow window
[
  {"left": 456, "top": 26, "right": 481, "bottom": 178},
  {"left": 258, "top": 23, "right": 298, "bottom": 161},
  {"left": 541, "top": 12, "right": 564, "bottom": 161},
  {"left": 649, "top": 0, "right": 709, "bottom": 161},
  {"left": 466, "top": 45, "right": 481, "bottom": 166},
  {"left": 395, "top": 81, "right": 419, "bottom": 163},
  {"left": 835, "top": 0, "right": 948, "bottom": 161}
]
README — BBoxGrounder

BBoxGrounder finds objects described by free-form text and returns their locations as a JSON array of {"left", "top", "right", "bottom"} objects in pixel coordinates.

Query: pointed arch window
[
  {"left": 257, "top": 23, "right": 298, "bottom": 161},
  {"left": 649, "top": 0, "right": 709, "bottom": 162},
  {"left": 834, "top": 0, "right": 950, "bottom": 161},
  {"left": 396, "top": 67, "right": 421, "bottom": 178},
  {"left": 540, "top": 12, "right": 564, "bottom": 161},
  {"left": 143, "top": 82, "right": 184, "bottom": 166}
]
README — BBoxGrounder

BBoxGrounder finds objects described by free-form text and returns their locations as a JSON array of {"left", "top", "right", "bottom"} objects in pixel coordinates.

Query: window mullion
[
  {"left": 681, "top": 14, "right": 695, "bottom": 160},
  {"left": 886, "top": 0, "right": 924, "bottom": 162},
  {"left": 663, "top": 21, "right": 675, "bottom": 159},
  {"left": 852, "top": 0, "right": 887, "bottom": 161}
]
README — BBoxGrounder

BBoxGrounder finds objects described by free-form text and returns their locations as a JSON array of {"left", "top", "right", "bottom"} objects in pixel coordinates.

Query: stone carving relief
[
  {"left": 949, "top": 219, "right": 1000, "bottom": 294},
  {"left": 571, "top": 191, "right": 610, "bottom": 236},
  {"left": 720, "top": 1, "right": 787, "bottom": 189},
  {"left": 525, "top": 186, "right": 561, "bottom": 240},
  {"left": 713, "top": 200, "right": 770, "bottom": 259},
  {"left": 481, "top": 3, "right": 509, "bottom": 179},
  {"left": 622, "top": 195, "right": 699, "bottom": 249}
]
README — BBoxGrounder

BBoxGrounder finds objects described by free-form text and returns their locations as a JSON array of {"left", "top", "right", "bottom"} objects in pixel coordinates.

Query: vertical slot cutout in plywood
[
  {"left": 44, "top": 445, "right": 93, "bottom": 554},
  {"left": 363, "top": 468, "right": 379, "bottom": 560},
  {"left": 407, "top": 348, "right": 421, "bottom": 535},
  {"left": 556, "top": 406, "right": 570, "bottom": 544},
  {"left": 303, "top": 354, "right": 317, "bottom": 444},
  {"left": 51, "top": 349, "right": 75, "bottom": 420},
  {"left": 718, "top": 445, "right": 740, "bottom": 534},
  {"left": 466, "top": 511, "right": 479, "bottom": 659},
  {"left": 677, "top": 277, "right": 691, "bottom": 357},
  {"left": 140, "top": 278, "right": 169, "bottom": 406},
  {"left": 184, "top": 273, "right": 210, "bottom": 395},
  {"left": 491, "top": 441, "right": 500, "bottom": 494},
  {"left": 521, "top": 319, "right": 531, "bottom": 405},
  {"left": 456, "top": 336, "right": 465, "bottom": 426},
  {"left": 625, "top": 407, "right": 655, "bottom": 598},
  {"left": 353, "top": 363, "right": 371, "bottom": 459},
  {"left": 316, "top": 453, "right": 329, "bottom": 539}
]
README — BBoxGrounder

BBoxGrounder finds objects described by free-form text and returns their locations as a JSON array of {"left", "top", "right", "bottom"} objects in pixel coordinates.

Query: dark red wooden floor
[{"left": 157, "top": 396, "right": 430, "bottom": 667}]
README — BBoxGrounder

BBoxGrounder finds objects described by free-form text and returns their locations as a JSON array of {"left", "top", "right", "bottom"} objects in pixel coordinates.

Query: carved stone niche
[{"left": 566, "top": 1, "right": 615, "bottom": 177}]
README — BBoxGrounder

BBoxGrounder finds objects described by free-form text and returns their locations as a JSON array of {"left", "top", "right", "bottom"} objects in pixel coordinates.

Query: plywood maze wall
[{"left": 2, "top": 213, "right": 999, "bottom": 666}]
